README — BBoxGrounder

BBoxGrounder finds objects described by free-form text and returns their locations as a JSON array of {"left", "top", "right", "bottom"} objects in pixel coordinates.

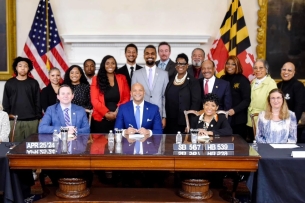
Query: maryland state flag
[{"left": 208, "top": 0, "right": 255, "bottom": 80}]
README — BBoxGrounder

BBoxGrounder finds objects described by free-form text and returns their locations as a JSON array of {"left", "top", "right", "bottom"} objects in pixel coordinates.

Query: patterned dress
[
  {"left": 71, "top": 83, "right": 92, "bottom": 110},
  {"left": 255, "top": 111, "right": 297, "bottom": 143}
]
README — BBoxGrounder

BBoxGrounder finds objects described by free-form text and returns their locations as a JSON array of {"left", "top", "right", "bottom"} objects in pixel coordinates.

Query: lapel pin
[
  {"left": 187, "top": 77, "right": 189, "bottom": 80},
  {"left": 73, "top": 112, "right": 75, "bottom": 115},
  {"left": 211, "top": 124, "right": 213, "bottom": 127},
  {"left": 146, "top": 108, "right": 148, "bottom": 110},
  {"left": 216, "top": 86, "right": 218, "bottom": 88}
]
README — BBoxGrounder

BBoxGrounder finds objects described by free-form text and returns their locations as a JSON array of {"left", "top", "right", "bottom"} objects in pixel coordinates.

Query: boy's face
[{"left": 16, "top": 61, "right": 29, "bottom": 76}]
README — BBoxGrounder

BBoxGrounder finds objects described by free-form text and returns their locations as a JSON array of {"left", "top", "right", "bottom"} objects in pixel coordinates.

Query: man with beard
[
  {"left": 132, "top": 45, "right": 168, "bottom": 129},
  {"left": 155, "top": 41, "right": 176, "bottom": 80},
  {"left": 83, "top": 59, "right": 96, "bottom": 84},
  {"left": 187, "top": 48, "right": 205, "bottom": 79},
  {"left": 117, "top": 44, "right": 143, "bottom": 88}
]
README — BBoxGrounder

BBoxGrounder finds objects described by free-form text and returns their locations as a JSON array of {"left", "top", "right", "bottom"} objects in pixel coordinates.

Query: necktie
[
  {"left": 64, "top": 108, "right": 71, "bottom": 126},
  {"left": 130, "top": 66, "right": 134, "bottom": 78},
  {"left": 148, "top": 68, "right": 153, "bottom": 90},
  {"left": 160, "top": 62, "right": 165, "bottom": 70},
  {"left": 204, "top": 79, "right": 209, "bottom": 95},
  {"left": 135, "top": 105, "right": 141, "bottom": 154}
]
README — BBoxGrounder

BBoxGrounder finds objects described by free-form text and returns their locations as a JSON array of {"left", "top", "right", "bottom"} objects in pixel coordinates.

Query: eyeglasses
[
  {"left": 270, "top": 97, "right": 282, "bottom": 101},
  {"left": 281, "top": 68, "right": 294, "bottom": 72},
  {"left": 225, "top": 63, "right": 236, "bottom": 66},
  {"left": 176, "top": 63, "right": 188, "bottom": 67}
]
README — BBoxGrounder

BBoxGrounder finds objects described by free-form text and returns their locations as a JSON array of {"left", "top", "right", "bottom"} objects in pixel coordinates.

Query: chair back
[
  {"left": 216, "top": 110, "right": 228, "bottom": 119},
  {"left": 8, "top": 115, "right": 18, "bottom": 142},
  {"left": 85, "top": 109, "right": 93, "bottom": 127},
  {"left": 250, "top": 113, "right": 259, "bottom": 136}
]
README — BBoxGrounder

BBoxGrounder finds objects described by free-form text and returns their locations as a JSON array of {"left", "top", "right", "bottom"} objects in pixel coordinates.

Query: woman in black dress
[
  {"left": 221, "top": 56, "right": 250, "bottom": 139},
  {"left": 164, "top": 53, "right": 201, "bottom": 134},
  {"left": 90, "top": 55, "right": 130, "bottom": 133},
  {"left": 63, "top": 65, "right": 92, "bottom": 110},
  {"left": 41, "top": 67, "right": 61, "bottom": 112}
]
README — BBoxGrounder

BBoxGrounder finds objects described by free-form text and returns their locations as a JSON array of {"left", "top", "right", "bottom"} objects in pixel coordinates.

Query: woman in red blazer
[{"left": 91, "top": 55, "right": 130, "bottom": 133}]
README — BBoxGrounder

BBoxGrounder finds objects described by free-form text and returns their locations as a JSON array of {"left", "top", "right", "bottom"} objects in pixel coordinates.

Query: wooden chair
[
  {"left": 8, "top": 115, "right": 18, "bottom": 142},
  {"left": 250, "top": 113, "right": 259, "bottom": 136},
  {"left": 184, "top": 110, "right": 228, "bottom": 133},
  {"left": 85, "top": 109, "right": 93, "bottom": 127}
]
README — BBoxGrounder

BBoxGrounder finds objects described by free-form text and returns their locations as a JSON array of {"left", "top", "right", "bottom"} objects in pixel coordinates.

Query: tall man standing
[
  {"left": 132, "top": 45, "right": 169, "bottom": 128},
  {"left": 2, "top": 56, "right": 42, "bottom": 142},
  {"left": 187, "top": 48, "right": 205, "bottom": 79},
  {"left": 199, "top": 60, "right": 232, "bottom": 111},
  {"left": 155, "top": 41, "right": 176, "bottom": 80},
  {"left": 117, "top": 43, "right": 143, "bottom": 88}
]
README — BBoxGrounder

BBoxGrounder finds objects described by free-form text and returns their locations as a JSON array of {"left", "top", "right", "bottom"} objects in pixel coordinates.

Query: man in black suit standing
[
  {"left": 155, "top": 41, "right": 176, "bottom": 80},
  {"left": 187, "top": 48, "right": 205, "bottom": 79},
  {"left": 117, "top": 43, "right": 143, "bottom": 88}
]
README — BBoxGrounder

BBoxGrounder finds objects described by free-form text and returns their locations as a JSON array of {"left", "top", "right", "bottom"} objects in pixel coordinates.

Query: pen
[
  {"left": 297, "top": 145, "right": 304, "bottom": 148},
  {"left": 129, "top": 124, "right": 134, "bottom": 128}
]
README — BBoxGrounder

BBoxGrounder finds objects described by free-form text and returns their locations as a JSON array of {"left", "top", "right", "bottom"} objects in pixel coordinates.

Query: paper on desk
[
  {"left": 270, "top": 144, "right": 300, "bottom": 149},
  {"left": 291, "top": 151, "right": 305, "bottom": 158},
  {"left": 129, "top": 134, "right": 144, "bottom": 140}
]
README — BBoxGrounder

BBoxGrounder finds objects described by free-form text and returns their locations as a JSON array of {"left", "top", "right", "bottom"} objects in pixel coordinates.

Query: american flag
[{"left": 22, "top": 0, "right": 69, "bottom": 88}]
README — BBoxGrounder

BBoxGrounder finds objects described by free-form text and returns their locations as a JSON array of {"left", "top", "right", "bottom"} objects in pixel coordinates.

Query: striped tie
[{"left": 64, "top": 108, "right": 71, "bottom": 126}]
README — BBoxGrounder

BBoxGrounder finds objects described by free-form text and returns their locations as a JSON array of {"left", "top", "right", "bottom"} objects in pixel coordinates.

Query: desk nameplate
[
  {"left": 26, "top": 142, "right": 55, "bottom": 149},
  {"left": 204, "top": 143, "right": 234, "bottom": 150},
  {"left": 173, "top": 144, "right": 203, "bottom": 151},
  {"left": 173, "top": 151, "right": 204, "bottom": 156}
]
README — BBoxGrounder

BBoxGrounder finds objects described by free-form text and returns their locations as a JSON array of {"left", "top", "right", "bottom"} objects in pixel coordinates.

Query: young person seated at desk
[
  {"left": 191, "top": 93, "right": 232, "bottom": 136},
  {"left": 256, "top": 88, "right": 297, "bottom": 143},
  {"left": 39, "top": 84, "right": 90, "bottom": 134}
]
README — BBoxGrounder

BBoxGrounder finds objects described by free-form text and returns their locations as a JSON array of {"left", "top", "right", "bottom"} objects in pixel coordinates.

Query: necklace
[{"left": 174, "top": 73, "right": 187, "bottom": 85}]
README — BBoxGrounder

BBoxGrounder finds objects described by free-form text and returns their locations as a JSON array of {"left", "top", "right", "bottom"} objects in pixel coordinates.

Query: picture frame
[
  {"left": 257, "top": 0, "right": 305, "bottom": 81},
  {"left": 0, "top": 0, "right": 16, "bottom": 80}
]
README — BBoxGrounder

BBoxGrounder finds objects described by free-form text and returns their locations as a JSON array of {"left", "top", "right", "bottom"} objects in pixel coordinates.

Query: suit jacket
[
  {"left": 117, "top": 64, "right": 143, "bottom": 88},
  {"left": 38, "top": 103, "right": 90, "bottom": 133},
  {"left": 91, "top": 74, "right": 130, "bottom": 121},
  {"left": 114, "top": 101, "right": 163, "bottom": 134},
  {"left": 187, "top": 65, "right": 203, "bottom": 79},
  {"left": 221, "top": 74, "right": 251, "bottom": 126},
  {"left": 131, "top": 67, "right": 169, "bottom": 118},
  {"left": 41, "top": 83, "right": 58, "bottom": 112},
  {"left": 191, "top": 114, "right": 232, "bottom": 136},
  {"left": 165, "top": 74, "right": 201, "bottom": 125},
  {"left": 156, "top": 59, "right": 177, "bottom": 80},
  {"left": 122, "top": 134, "right": 162, "bottom": 154},
  {"left": 247, "top": 75, "right": 277, "bottom": 127},
  {"left": 199, "top": 77, "right": 232, "bottom": 110}
]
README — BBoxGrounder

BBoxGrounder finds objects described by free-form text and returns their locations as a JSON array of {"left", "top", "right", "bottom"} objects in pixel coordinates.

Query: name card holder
[
  {"left": 204, "top": 143, "right": 234, "bottom": 151},
  {"left": 26, "top": 149, "right": 57, "bottom": 154},
  {"left": 173, "top": 144, "right": 204, "bottom": 151},
  {"left": 26, "top": 142, "right": 55, "bottom": 149}
]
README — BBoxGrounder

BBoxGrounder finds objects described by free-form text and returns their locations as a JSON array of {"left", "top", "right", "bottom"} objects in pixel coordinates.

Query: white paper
[
  {"left": 291, "top": 151, "right": 305, "bottom": 158},
  {"left": 270, "top": 144, "right": 300, "bottom": 149},
  {"left": 129, "top": 134, "right": 144, "bottom": 140}
]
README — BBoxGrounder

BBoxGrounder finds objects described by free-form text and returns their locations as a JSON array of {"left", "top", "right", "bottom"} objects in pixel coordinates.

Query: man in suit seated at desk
[
  {"left": 38, "top": 84, "right": 90, "bottom": 134},
  {"left": 114, "top": 83, "right": 162, "bottom": 155}
]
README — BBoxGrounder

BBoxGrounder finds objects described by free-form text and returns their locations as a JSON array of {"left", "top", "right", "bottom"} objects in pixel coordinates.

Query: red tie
[{"left": 204, "top": 79, "right": 209, "bottom": 95}]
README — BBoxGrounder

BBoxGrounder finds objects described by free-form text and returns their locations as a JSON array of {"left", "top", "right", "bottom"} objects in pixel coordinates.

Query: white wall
[{"left": 0, "top": 0, "right": 259, "bottom": 100}]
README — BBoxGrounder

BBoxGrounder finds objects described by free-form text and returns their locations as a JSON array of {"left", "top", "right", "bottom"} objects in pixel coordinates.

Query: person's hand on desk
[
  {"left": 67, "top": 126, "right": 77, "bottom": 135},
  {"left": 198, "top": 129, "right": 213, "bottom": 136}
]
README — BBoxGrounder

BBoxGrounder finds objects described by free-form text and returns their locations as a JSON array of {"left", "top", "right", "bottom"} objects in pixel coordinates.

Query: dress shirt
[
  {"left": 86, "top": 76, "right": 93, "bottom": 85},
  {"left": 145, "top": 65, "right": 156, "bottom": 83},
  {"left": 126, "top": 63, "right": 137, "bottom": 77},
  {"left": 253, "top": 75, "right": 267, "bottom": 88},
  {"left": 204, "top": 75, "right": 216, "bottom": 93},
  {"left": 60, "top": 104, "right": 72, "bottom": 126},
  {"left": 158, "top": 59, "right": 170, "bottom": 70}
]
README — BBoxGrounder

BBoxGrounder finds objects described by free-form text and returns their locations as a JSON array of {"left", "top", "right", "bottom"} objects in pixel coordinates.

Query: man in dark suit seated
[
  {"left": 115, "top": 83, "right": 163, "bottom": 149},
  {"left": 199, "top": 60, "right": 232, "bottom": 111},
  {"left": 39, "top": 84, "right": 90, "bottom": 134},
  {"left": 187, "top": 48, "right": 205, "bottom": 79},
  {"left": 117, "top": 43, "right": 143, "bottom": 88},
  {"left": 155, "top": 41, "right": 177, "bottom": 80}
]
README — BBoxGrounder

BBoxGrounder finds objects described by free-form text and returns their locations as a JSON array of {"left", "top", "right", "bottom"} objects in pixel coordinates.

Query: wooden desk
[{"left": 7, "top": 134, "right": 260, "bottom": 172}]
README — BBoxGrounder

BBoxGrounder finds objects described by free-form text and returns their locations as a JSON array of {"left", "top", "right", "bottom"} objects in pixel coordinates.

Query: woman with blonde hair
[
  {"left": 256, "top": 88, "right": 297, "bottom": 143},
  {"left": 0, "top": 104, "right": 10, "bottom": 142}
]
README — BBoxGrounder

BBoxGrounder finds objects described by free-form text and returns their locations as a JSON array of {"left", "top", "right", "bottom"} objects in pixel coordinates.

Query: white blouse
[{"left": 0, "top": 111, "right": 10, "bottom": 142}]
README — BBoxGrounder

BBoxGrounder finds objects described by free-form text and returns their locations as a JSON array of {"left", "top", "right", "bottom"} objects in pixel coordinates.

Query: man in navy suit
[
  {"left": 198, "top": 60, "right": 232, "bottom": 110},
  {"left": 38, "top": 84, "right": 90, "bottom": 134},
  {"left": 115, "top": 83, "right": 162, "bottom": 154},
  {"left": 117, "top": 43, "right": 143, "bottom": 88}
]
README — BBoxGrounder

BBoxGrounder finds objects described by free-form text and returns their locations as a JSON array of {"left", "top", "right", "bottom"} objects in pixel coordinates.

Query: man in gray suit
[
  {"left": 155, "top": 42, "right": 177, "bottom": 80},
  {"left": 132, "top": 45, "right": 169, "bottom": 128},
  {"left": 187, "top": 48, "right": 205, "bottom": 79}
]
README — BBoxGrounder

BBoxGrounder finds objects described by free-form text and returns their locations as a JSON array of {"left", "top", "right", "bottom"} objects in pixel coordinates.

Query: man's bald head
[
  {"left": 281, "top": 62, "right": 295, "bottom": 81},
  {"left": 131, "top": 83, "right": 145, "bottom": 104}
]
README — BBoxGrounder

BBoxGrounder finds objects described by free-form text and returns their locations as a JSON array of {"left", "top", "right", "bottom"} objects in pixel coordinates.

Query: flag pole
[{"left": 46, "top": 0, "right": 50, "bottom": 69}]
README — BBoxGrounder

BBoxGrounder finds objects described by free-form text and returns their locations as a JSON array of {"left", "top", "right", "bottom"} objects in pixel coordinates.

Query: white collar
[{"left": 133, "top": 100, "right": 144, "bottom": 108}]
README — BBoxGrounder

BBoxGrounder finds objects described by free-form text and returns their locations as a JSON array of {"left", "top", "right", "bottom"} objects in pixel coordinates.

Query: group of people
[{"left": 1, "top": 41, "right": 304, "bottom": 145}]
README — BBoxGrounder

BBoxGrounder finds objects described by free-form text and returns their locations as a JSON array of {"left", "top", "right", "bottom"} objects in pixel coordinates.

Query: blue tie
[
  {"left": 135, "top": 105, "right": 141, "bottom": 154},
  {"left": 64, "top": 108, "right": 71, "bottom": 126}
]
